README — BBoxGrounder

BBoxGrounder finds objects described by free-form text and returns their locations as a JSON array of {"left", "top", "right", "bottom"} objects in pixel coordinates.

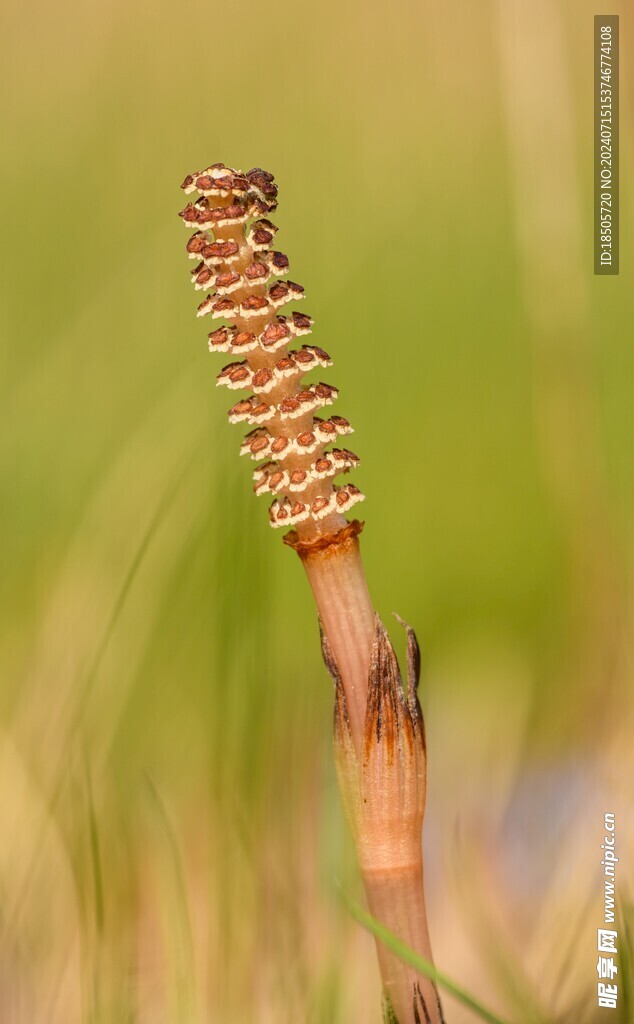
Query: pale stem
[
  {"left": 190, "top": 174, "right": 441, "bottom": 1023},
  {"left": 364, "top": 864, "right": 441, "bottom": 1023},
  {"left": 298, "top": 531, "right": 375, "bottom": 753},
  {"left": 296, "top": 531, "right": 443, "bottom": 1024}
]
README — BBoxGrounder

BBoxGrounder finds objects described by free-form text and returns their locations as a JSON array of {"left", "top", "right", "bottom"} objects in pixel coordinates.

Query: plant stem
[
  {"left": 365, "top": 864, "right": 441, "bottom": 1023},
  {"left": 178, "top": 164, "right": 443, "bottom": 1023},
  {"left": 287, "top": 522, "right": 374, "bottom": 750},
  {"left": 287, "top": 524, "right": 444, "bottom": 1024}
]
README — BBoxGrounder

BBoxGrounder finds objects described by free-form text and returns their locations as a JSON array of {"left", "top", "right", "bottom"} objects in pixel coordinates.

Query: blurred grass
[
  {"left": 1, "top": 0, "right": 633, "bottom": 1021},
  {"left": 344, "top": 896, "right": 519, "bottom": 1024}
]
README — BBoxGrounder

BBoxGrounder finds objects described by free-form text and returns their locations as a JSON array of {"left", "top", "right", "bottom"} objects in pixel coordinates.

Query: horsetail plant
[{"left": 178, "top": 163, "right": 445, "bottom": 1024}]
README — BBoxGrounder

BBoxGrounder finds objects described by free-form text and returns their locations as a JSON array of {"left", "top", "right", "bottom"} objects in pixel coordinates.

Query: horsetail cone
[
  {"left": 179, "top": 163, "right": 363, "bottom": 532},
  {"left": 178, "top": 163, "right": 444, "bottom": 1024}
]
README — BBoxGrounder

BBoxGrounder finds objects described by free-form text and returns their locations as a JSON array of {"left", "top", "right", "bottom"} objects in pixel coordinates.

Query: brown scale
[{"left": 179, "top": 163, "right": 364, "bottom": 537}]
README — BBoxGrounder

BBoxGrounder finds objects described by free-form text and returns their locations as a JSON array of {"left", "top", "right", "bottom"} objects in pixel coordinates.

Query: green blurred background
[{"left": 1, "top": 0, "right": 632, "bottom": 1021}]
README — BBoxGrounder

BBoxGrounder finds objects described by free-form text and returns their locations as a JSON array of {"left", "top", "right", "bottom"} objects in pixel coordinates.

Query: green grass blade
[
  {"left": 5, "top": 442, "right": 201, "bottom": 936},
  {"left": 86, "top": 766, "right": 105, "bottom": 937},
  {"left": 343, "top": 893, "right": 515, "bottom": 1024},
  {"left": 145, "top": 775, "right": 198, "bottom": 1024}
]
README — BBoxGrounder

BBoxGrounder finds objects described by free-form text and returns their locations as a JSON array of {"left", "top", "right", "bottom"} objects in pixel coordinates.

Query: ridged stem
[
  {"left": 179, "top": 165, "right": 442, "bottom": 1023},
  {"left": 289, "top": 527, "right": 444, "bottom": 1024},
  {"left": 293, "top": 525, "right": 375, "bottom": 750},
  {"left": 365, "top": 865, "right": 440, "bottom": 1023}
]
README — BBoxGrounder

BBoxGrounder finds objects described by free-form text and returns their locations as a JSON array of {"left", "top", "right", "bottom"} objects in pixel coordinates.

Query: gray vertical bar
[{"left": 594, "top": 16, "right": 619, "bottom": 275}]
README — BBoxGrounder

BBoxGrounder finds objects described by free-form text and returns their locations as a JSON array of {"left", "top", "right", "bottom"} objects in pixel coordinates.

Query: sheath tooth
[
  {"left": 178, "top": 202, "right": 203, "bottom": 227},
  {"left": 331, "top": 447, "right": 360, "bottom": 469},
  {"left": 196, "top": 294, "right": 214, "bottom": 318},
  {"left": 314, "top": 382, "right": 338, "bottom": 403},
  {"left": 270, "top": 498, "right": 284, "bottom": 524},
  {"left": 181, "top": 165, "right": 249, "bottom": 197},
  {"left": 289, "top": 500, "right": 310, "bottom": 524},
  {"left": 312, "top": 455, "right": 334, "bottom": 480},
  {"left": 191, "top": 176, "right": 233, "bottom": 198},
  {"left": 250, "top": 401, "right": 275, "bottom": 425},
  {"left": 264, "top": 251, "right": 290, "bottom": 276},
  {"left": 214, "top": 270, "right": 242, "bottom": 295},
  {"left": 186, "top": 232, "right": 209, "bottom": 258},
  {"left": 331, "top": 415, "right": 353, "bottom": 435},
  {"left": 270, "top": 347, "right": 333, "bottom": 383},
  {"left": 240, "top": 295, "right": 271, "bottom": 319},
  {"left": 292, "top": 345, "right": 333, "bottom": 371},
  {"left": 211, "top": 203, "right": 249, "bottom": 227},
  {"left": 277, "top": 383, "right": 338, "bottom": 419},
  {"left": 181, "top": 173, "right": 199, "bottom": 195},
  {"left": 199, "top": 240, "right": 241, "bottom": 266},
  {"left": 242, "top": 421, "right": 349, "bottom": 463},
  {"left": 208, "top": 326, "right": 236, "bottom": 353},
  {"left": 228, "top": 398, "right": 255, "bottom": 424},
  {"left": 269, "top": 497, "right": 309, "bottom": 527},
  {"left": 290, "top": 311, "right": 313, "bottom": 336},
  {"left": 277, "top": 396, "right": 303, "bottom": 420},
  {"left": 294, "top": 430, "right": 319, "bottom": 455},
  {"left": 246, "top": 194, "right": 278, "bottom": 218},
  {"left": 253, "top": 461, "right": 277, "bottom": 493},
  {"left": 252, "top": 462, "right": 290, "bottom": 495},
  {"left": 334, "top": 483, "right": 365, "bottom": 512},
  {"left": 251, "top": 367, "right": 276, "bottom": 394},
  {"left": 273, "top": 355, "right": 297, "bottom": 381},
  {"left": 211, "top": 297, "right": 239, "bottom": 320},
  {"left": 253, "top": 462, "right": 276, "bottom": 494},
  {"left": 288, "top": 467, "right": 310, "bottom": 492},
  {"left": 179, "top": 199, "right": 250, "bottom": 229},
  {"left": 310, "top": 448, "right": 359, "bottom": 481},
  {"left": 210, "top": 327, "right": 259, "bottom": 354},
  {"left": 232, "top": 331, "right": 259, "bottom": 353},
  {"left": 210, "top": 202, "right": 249, "bottom": 227},
  {"left": 269, "top": 435, "right": 293, "bottom": 460},
  {"left": 310, "top": 493, "right": 335, "bottom": 521},
  {"left": 267, "top": 467, "right": 290, "bottom": 493},
  {"left": 268, "top": 280, "right": 305, "bottom": 310},
  {"left": 216, "top": 361, "right": 253, "bottom": 390},
  {"left": 243, "top": 260, "right": 271, "bottom": 286},
  {"left": 228, "top": 397, "right": 275, "bottom": 425},
  {"left": 247, "top": 219, "right": 278, "bottom": 250},
  {"left": 269, "top": 499, "right": 288, "bottom": 528},
  {"left": 191, "top": 262, "right": 214, "bottom": 289},
  {"left": 246, "top": 168, "right": 279, "bottom": 211},
  {"left": 197, "top": 294, "right": 239, "bottom": 319},
  {"left": 313, "top": 416, "right": 353, "bottom": 442},
  {"left": 260, "top": 319, "right": 292, "bottom": 352},
  {"left": 241, "top": 429, "right": 272, "bottom": 460},
  {"left": 253, "top": 459, "right": 277, "bottom": 481}
]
